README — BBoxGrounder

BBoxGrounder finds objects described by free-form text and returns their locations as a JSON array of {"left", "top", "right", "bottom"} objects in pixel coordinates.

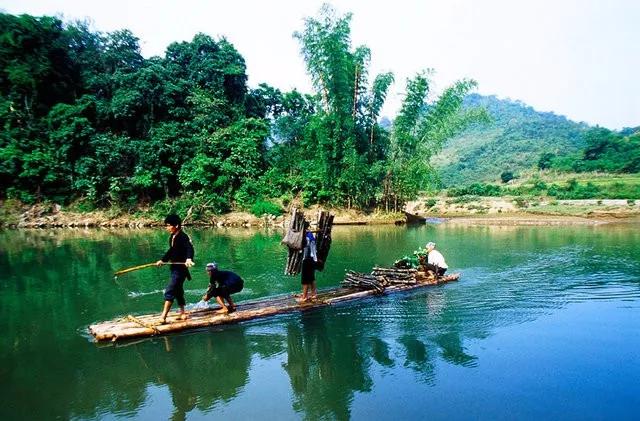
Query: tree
[
  {"left": 384, "top": 73, "right": 487, "bottom": 209},
  {"left": 500, "top": 171, "right": 514, "bottom": 183},
  {"left": 293, "top": 4, "right": 396, "bottom": 208}
]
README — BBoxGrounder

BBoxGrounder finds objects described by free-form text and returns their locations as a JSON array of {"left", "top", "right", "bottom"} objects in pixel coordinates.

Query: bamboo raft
[{"left": 88, "top": 271, "right": 460, "bottom": 342}]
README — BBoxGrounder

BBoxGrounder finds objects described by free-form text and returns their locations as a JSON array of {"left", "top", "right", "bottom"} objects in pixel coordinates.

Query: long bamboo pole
[{"left": 114, "top": 262, "right": 187, "bottom": 277}]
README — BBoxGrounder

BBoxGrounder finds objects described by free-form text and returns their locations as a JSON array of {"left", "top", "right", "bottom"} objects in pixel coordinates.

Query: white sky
[{"left": 1, "top": 0, "right": 638, "bottom": 129}]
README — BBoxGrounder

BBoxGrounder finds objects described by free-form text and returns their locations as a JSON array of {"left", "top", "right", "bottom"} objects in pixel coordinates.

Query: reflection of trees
[
  {"left": 139, "top": 327, "right": 251, "bottom": 420},
  {"left": 283, "top": 311, "right": 372, "bottom": 421},
  {"left": 397, "top": 335, "right": 436, "bottom": 385},
  {"left": 1, "top": 326, "right": 252, "bottom": 419},
  {"left": 369, "top": 337, "right": 394, "bottom": 367},
  {"left": 434, "top": 332, "right": 477, "bottom": 367},
  {"left": 3, "top": 224, "right": 639, "bottom": 419}
]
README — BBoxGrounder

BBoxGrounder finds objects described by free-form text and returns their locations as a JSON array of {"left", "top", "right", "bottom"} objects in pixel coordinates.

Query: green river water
[{"left": 1, "top": 223, "right": 639, "bottom": 420}]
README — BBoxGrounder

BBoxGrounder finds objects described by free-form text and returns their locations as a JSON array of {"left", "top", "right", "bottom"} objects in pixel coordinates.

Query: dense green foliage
[
  {"left": 0, "top": 7, "right": 482, "bottom": 213},
  {"left": 539, "top": 127, "right": 640, "bottom": 173},
  {"left": 448, "top": 176, "right": 640, "bottom": 200},
  {"left": 393, "top": 245, "right": 428, "bottom": 269},
  {"left": 0, "top": 13, "right": 262, "bottom": 212},
  {"left": 434, "top": 94, "right": 588, "bottom": 186}
]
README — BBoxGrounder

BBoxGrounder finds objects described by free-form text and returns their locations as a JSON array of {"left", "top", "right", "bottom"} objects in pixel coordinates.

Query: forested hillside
[{"left": 433, "top": 94, "right": 589, "bottom": 186}]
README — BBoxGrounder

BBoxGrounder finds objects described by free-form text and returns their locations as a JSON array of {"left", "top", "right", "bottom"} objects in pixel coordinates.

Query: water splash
[{"left": 127, "top": 289, "right": 165, "bottom": 298}]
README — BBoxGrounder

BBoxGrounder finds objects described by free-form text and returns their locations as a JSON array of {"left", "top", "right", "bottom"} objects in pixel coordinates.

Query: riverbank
[{"left": 1, "top": 197, "right": 639, "bottom": 229}]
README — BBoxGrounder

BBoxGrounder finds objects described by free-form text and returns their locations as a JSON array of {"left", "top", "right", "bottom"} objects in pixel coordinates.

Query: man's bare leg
[
  {"left": 178, "top": 305, "right": 188, "bottom": 320},
  {"left": 300, "top": 284, "right": 309, "bottom": 302},
  {"left": 215, "top": 296, "right": 229, "bottom": 313},
  {"left": 160, "top": 300, "right": 172, "bottom": 323},
  {"left": 226, "top": 296, "right": 236, "bottom": 312}
]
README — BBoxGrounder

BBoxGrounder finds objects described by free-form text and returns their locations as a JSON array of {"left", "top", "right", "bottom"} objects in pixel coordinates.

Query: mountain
[{"left": 433, "top": 94, "right": 589, "bottom": 186}]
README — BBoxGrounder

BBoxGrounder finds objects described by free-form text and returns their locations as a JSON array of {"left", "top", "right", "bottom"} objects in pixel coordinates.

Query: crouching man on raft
[{"left": 202, "top": 262, "right": 244, "bottom": 314}]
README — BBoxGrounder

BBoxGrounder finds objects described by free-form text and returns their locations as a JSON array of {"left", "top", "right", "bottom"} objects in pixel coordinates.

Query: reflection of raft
[{"left": 89, "top": 272, "right": 460, "bottom": 342}]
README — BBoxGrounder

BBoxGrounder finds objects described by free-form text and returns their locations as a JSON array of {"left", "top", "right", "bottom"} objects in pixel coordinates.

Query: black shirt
[
  {"left": 205, "top": 270, "right": 244, "bottom": 300},
  {"left": 161, "top": 229, "right": 194, "bottom": 277}
]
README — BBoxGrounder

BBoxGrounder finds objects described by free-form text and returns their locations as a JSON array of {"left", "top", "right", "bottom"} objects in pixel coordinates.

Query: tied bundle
[
  {"left": 341, "top": 267, "right": 418, "bottom": 293},
  {"left": 281, "top": 208, "right": 334, "bottom": 276},
  {"left": 281, "top": 208, "right": 306, "bottom": 275}
]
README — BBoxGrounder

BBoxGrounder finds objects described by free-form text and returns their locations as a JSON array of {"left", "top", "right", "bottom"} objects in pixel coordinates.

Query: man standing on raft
[{"left": 156, "top": 214, "right": 195, "bottom": 323}]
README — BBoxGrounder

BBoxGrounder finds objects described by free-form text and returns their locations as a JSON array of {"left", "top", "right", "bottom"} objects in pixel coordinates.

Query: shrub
[
  {"left": 452, "top": 195, "right": 478, "bottom": 204},
  {"left": 448, "top": 183, "right": 502, "bottom": 197},
  {"left": 501, "top": 171, "right": 515, "bottom": 183},
  {"left": 70, "top": 199, "right": 95, "bottom": 213},
  {"left": 514, "top": 198, "right": 529, "bottom": 208},
  {"left": 280, "top": 193, "right": 293, "bottom": 208},
  {"left": 250, "top": 200, "right": 283, "bottom": 217},
  {"left": 425, "top": 198, "right": 437, "bottom": 208}
]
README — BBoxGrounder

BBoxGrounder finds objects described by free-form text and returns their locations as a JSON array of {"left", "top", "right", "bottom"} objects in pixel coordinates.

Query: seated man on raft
[{"left": 425, "top": 241, "right": 448, "bottom": 277}]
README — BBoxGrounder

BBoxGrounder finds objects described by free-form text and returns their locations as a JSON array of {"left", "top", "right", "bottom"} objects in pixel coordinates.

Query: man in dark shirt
[
  {"left": 156, "top": 213, "right": 194, "bottom": 323},
  {"left": 202, "top": 262, "right": 244, "bottom": 314}
]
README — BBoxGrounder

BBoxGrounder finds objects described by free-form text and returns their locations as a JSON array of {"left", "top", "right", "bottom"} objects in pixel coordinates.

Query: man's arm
[{"left": 202, "top": 283, "right": 214, "bottom": 302}]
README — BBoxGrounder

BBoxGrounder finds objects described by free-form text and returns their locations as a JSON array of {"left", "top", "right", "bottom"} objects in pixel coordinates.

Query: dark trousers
[
  {"left": 164, "top": 268, "right": 187, "bottom": 306},
  {"left": 425, "top": 263, "right": 447, "bottom": 276},
  {"left": 301, "top": 258, "right": 316, "bottom": 285}
]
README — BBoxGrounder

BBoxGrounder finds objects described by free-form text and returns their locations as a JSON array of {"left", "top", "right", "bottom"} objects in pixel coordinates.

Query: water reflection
[
  {"left": 283, "top": 311, "right": 372, "bottom": 420},
  {"left": 369, "top": 337, "right": 394, "bottom": 368},
  {"left": 62, "top": 327, "right": 253, "bottom": 420},
  {"left": 1, "top": 224, "right": 639, "bottom": 419},
  {"left": 144, "top": 329, "right": 251, "bottom": 420}
]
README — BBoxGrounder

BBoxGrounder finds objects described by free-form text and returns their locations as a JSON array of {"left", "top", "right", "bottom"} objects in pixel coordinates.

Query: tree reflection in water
[
  {"left": 140, "top": 328, "right": 251, "bottom": 421},
  {"left": 283, "top": 310, "right": 373, "bottom": 420}
]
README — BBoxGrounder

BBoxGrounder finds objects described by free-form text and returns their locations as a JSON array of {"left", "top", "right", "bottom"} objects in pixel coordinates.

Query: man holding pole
[{"left": 156, "top": 214, "right": 194, "bottom": 323}]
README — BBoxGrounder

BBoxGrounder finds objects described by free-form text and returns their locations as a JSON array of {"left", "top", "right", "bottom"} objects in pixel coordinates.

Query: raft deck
[{"left": 89, "top": 273, "right": 460, "bottom": 342}]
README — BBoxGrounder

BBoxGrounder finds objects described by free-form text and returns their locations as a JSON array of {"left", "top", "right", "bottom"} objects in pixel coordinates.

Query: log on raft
[
  {"left": 282, "top": 208, "right": 306, "bottom": 275},
  {"left": 88, "top": 272, "right": 461, "bottom": 343},
  {"left": 315, "top": 210, "right": 334, "bottom": 271}
]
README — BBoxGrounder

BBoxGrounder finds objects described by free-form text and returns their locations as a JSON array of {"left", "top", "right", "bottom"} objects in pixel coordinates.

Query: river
[{"left": 1, "top": 223, "right": 639, "bottom": 420}]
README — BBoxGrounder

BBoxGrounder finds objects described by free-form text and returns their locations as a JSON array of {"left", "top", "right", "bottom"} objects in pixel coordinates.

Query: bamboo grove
[{"left": 0, "top": 5, "right": 485, "bottom": 214}]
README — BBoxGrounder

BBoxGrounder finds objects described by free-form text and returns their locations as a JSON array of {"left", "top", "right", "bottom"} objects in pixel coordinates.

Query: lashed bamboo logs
[
  {"left": 90, "top": 273, "right": 461, "bottom": 342},
  {"left": 282, "top": 208, "right": 305, "bottom": 275},
  {"left": 315, "top": 210, "right": 334, "bottom": 271},
  {"left": 282, "top": 208, "right": 334, "bottom": 275},
  {"left": 342, "top": 271, "right": 386, "bottom": 293},
  {"left": 341, "top": 266, "right": 447, "bottom": 292}
]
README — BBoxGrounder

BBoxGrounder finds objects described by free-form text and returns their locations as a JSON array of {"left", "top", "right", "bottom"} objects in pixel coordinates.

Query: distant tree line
[
  {"left": 0, "top": 6, "right": 482, "bottom": 214},
  {"left": 538, "top": 127, "right": 640, "bottom": 173}
]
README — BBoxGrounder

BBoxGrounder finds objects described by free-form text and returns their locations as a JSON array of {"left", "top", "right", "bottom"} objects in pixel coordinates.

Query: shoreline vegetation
[
  {"left": 1, "top": 10, "right": 637, "bottom": 230},
  {"left": 2, "top": 196, "right": 638, "bottom": 229}
]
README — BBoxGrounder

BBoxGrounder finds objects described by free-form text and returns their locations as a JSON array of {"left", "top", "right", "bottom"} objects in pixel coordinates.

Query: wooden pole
[{"left": 114, "top": 262, "right": 187, "bottom": 277}]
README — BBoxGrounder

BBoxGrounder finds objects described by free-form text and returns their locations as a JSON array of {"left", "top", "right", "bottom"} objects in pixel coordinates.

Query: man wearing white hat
[
  {"left": 203, "top": 262, "right": 244, "bottom": 314},
  {"left": 425, "top": 242, "right": 448, "bottom": 276}
]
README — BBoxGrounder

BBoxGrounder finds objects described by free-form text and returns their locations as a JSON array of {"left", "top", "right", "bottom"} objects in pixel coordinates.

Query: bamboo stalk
[
  {"left": 114, "top": 262, "right": 187, "bottom": 277},
  {"left": 126, "top": 315, "right": 160, "bottom": 334}
]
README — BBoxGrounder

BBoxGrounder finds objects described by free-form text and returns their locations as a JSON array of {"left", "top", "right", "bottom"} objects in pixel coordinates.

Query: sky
[{"left": 1, "top": 0, "right": 638, "bottom": 129}]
